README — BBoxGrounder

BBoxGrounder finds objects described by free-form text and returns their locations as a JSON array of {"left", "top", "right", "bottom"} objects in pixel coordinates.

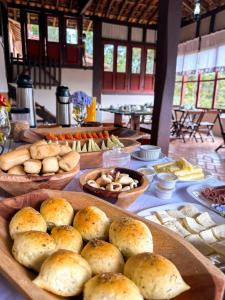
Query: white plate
[
  {"left": 137, "top": 202, "right": 224, "bottom": 224},
  {"left": 131, "top": 151, "right": 166, "bottom": 162},
  {"left": 186, "top": 181, "right": 225, "bottom": 212}
]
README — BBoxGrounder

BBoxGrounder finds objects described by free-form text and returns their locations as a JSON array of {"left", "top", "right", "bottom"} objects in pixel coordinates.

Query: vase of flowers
[{"left": 70, "top": 91, "right": 92, "bottom": 127}]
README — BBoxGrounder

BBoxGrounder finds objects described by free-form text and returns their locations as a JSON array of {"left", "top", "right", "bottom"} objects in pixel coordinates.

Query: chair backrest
[
  {"left": 184, "top": 110, "right": 204, "bottom": 125},
  {"left": 217, "top": 109, "right": 225, "bottom": 137}
]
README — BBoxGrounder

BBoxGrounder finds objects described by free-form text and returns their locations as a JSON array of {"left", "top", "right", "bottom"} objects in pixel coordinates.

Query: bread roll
[
  {"left": 8, "top": 165, "right": 26, "bottom": 175},
  {"left": 73, "top": 206, "right": 110, "bottom": 241},
  {"left": 23, "top": 159, "right": 42, "bottom": 174},
  {"left": 51, "top": 225, "right": 83, "bottom": 253},
  {"left": 59, "top": 144, "right": 72, "bottom": 156},
  {"left": 124, "top": 253, "right": 190, "bottom": 299},
  {"left": 9, "top": 207, "right": 47, "bottom": 239},
  {"left": 42, "top": 157, "right": 59, "bottom": 173},
  {"left": 31, "top": 143, "right": 60, "bottom": 160},
  {"left": 33, "top": 249, "right": 92, "bottom": 296},
  {"left": 83, "top": 273, "right": 143, "bottom": 300},
  {"left": 0, "top": 148, "right": 30, "bottom": 171},
  {"left": 29, "top": 140, "right": 47, "bottom": 159},
  {"left": 58, "top": 151, "right": 80, "bottom": 172},
  {"left": 40, "top": 197, "right": 74, "bottom": 230},
  {"left": 12, "top": 231, "right": 56, "bottom": 272},
  {"left": 109, "top": 217, "right": 153, "bottom": 258},
  {"left": 81, "top": 240, "right": 124, "bottom": 275}
]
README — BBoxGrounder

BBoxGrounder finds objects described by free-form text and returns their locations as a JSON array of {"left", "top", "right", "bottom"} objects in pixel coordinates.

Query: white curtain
[{"left": 176, "top": 38, "right": 199, "bottom": 74}]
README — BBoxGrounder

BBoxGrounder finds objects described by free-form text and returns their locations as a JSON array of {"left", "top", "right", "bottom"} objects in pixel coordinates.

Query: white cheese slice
[
  {"left": 163, "top": 221, "right": 180, "bottom": 235},
  {"left": 166, "top": 209, "right": 185, "bottom": 219},
  {"left": 183, "top": 217, "right": 205, "bottom": 234},
  {"left": 179, "top": 204, "right": 199, "bottom": 218},
  {"left": 212, "top": 224, "right": 225, "bottom": 241},
  {"left": 195, "top": 212, "right": 216, "bottom": 228},
  {"left": 211, "top": 241, "right": 225, "bottom": 256},
  {"left": 199, "top": 229, "right": 218, "bottom": 244},
  {"left": 145, "top": 214, "right": 161, "bottom": 225},
  {"left": 155, "top": 211, "right": 176, "bottom": 224},
  {"left": 185, "top": 234, "right": 214, "bottom": 255}
]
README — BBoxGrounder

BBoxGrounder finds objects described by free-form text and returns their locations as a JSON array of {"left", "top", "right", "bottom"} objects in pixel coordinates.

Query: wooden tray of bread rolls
[{"left": 0, "top": 189, "right": 224, "bottom": 300}]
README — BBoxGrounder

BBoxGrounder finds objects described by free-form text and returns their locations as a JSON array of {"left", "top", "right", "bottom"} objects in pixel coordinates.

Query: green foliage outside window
[
  {"left": 173, "top": 83, "right": 181, "bottom": 105},
  {"left": 104, "top": 44, "right": 114, "bottom": 72},
  {"left": 48, "top": 26, "right": 59, "bottom": 42},
  {"left": 216, "top": 80, "right": 225, "bottom": 108},
  {"left": 146, "top": 49, "right": 154, "bottom": 74},
  {"left": 132, "top": 47, "right": 141, "bottom": 74},
  {"left": 183, "top": 82, "right": 197, "bottom": 107},
  {"left": 117, "top": 46, "right": 127, "bottom": 72}
]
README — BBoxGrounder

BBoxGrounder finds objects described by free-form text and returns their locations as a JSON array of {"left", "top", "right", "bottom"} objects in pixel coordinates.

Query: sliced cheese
[
  {"left": 88, "top": 139, "right": 93, "bottom": 152},
  {"left": 101, "top": 141, "right": 107, "bottom": 151},
  {"left": 212, "top": 224, "right": 225, "bottom": 241},
  {"left": 81, "top": 143, "right": 87, "bottom": 153},
  {"left": 155, "top": 211, "right": 176, "bottom": 224},
  {"left": 177, "top": 172, "right": 204, "bottom": 181},
  {"left": 145, "top": 214, "right": 161, "bottom": 225},
  {"left": 72, "top": 141, "right": 77, "bottom": 151},
  {"left": 211, "top": 241, "right": 225, "bottom": 256},
  {"left": 179, "top": 204, "right": 199, "bottom": 218},
  {"left": 76, "top": 141, "right": 81, "bottom": 152},
  {"left": 174, "top": 220, "right": 190, "bottom": 237},
  {"left": 174, "top": 166, "right": 203, "bottom": 177},
  {"left": 196, "top": 212, "right": 216, "bottom": 228},
  {"left": 185, "top": 234, "right": 214, "bottom": 255},
  {"left": 163, "top": 221, "right": 180, "bottom": 235},
  {"left": 182, "top": 217, "right": 205, "bottom": 234},
  {"left": 199, "top": 229, "right": 218, "bottom": 244},
  {"left": 107, "top": 138, "right": 115, "bottom": 149},
  {"left": 167, "top": 209, "right": 185, "bottom": 219}
]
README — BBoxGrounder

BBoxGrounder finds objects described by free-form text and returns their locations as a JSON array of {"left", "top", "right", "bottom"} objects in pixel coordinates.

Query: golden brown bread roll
[
  {"left": 30, "top": 143, "right": 61, "bottom": 160},
  {"left": 73, "top": 206, "right": 110, "bottom": 241},
  {"left": 124, "top": 253, "right": 190, "bottom": 299},
  {"left": 42, "top": 157, "right": 59, "bottom": 173},
  {"left": 51, "top": 225, "right": 83, "bottom": 253},
  {"left": 9, "top": 207, "right": 47, "bottom": 239},
  {"left": 83, "top": 273, "right": 143, "bottom": 300},
  {"left": 12, "top": 231, "right": 56, "bottom": 272},
  {"left": 33, "top": 249, "right": 92, "bottom": 296},
  {"left": 29, "top": 140, "right": 47, "bottom": 159},
  {"left": 23, "top": 159, "right": 42, "bottom": 174},
  {"left": 59, "top": 144, "right": 72, "bottom": 156},
  {"left": 0, "top": 148, "right": 30, "bottom": 171},
  {"left": 40, "top": 197, "right": 74, "bottom": 230},
  {"left": 8, "top": 165, "right": 26, "bottom": 175},
  {"left": 109, "top": 217, "right": 153, "bottom": 258},
  {"left": 81, "top": 240, "right": 124, "bottom": 275},
  {"left": 58, "top": 151, "right": 80, "bottom": 172}
]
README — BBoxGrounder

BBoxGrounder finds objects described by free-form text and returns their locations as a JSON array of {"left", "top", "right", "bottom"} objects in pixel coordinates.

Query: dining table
[{"left": 0, "top": 140, "right": 224, "bottom": 299}]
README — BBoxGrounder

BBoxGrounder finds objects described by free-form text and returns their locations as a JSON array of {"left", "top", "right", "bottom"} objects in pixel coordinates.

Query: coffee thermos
[
  {"left": 16, "top": 74, "right": 36, "bottom": 127},
  {"left": 56, "top": 86, "right": 72, "bottom": 127}
]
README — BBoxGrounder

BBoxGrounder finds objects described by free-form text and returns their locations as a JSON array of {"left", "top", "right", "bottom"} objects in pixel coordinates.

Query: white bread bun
[
  {"left": 59, "top": 144, "right": 72, "bottom": 156},
  {"left": 23, "top": 159, "right": 42, "bottom": 174},
  {"left": 58, "top": 151, "right": 80, "bottom": 172},
  {"left": 42, "top": 157, "right": 59, "bottom": 173},
  {"left": 9, "top": 207, "right": 47, "bottom": 239},
  {"left": 73, "top": 206, "right": 110, "bottom": 241},
  {"left": 124, "top": 253, "right": 190, "bottom": 299},
  {"left": 8, "top": 165, "right": 26, "bottom": 175},
  {"left": 12, "top": 231, "right": 56, "bottom": 272},
  {"left": 81, "top": 239, "right": 124, "bottom": 275},
  {"left": 30, "top": 143, "right": 60, "bottom": 160},
  {"left": 51, "top": 225, "right": 83, "bottom": 253},
  {"left": 83, "top": 273, "right": 143, "bottom": 300},
  {"left": 29, "top": 140, "right": 47, "bottom": 158},
  {"left": 0, "top": 148, "right": 30, "bottom": 171},
  {"left": 33, "top": 249, "right": 92, "bottom": 296},
  {"left": 40, "top": 197, "right": 74, "bottom": 230},
  {"left": 109, "top": 217, "right": 153, "bottom": 258}
]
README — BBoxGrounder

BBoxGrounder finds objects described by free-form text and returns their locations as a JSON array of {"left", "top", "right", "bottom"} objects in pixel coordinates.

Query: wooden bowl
[
  {"left": 0, "top": 163, "right": 80, "bottom": 196},
  {"left": 79, "top": 167, "right": 149, "bottom": 208}
]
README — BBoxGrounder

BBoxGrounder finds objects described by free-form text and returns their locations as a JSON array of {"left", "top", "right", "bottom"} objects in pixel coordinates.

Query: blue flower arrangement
[{"left": 69, "top": 91, "right": 92, "bottom": 108}]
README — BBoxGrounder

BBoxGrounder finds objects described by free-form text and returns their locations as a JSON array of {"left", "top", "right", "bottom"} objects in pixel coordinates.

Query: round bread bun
[
  {"left": 33, "top": 249, "right": 92, "bottom": 297},
  {"left": 81, "top": 239, "right": 124, "bottom": 275},
  {"left": 73, "top": 206, "right": 110, "bottom": 241},
  {"left": 9, "top": 207, "right": 47, "bottom": 239},
  {"left": 12, "top": 231, "right": 56, "bottom": 272},
  {"left": 124, "top": 253, "right": 190, "bottom": 299},
  {"left": 109, "top": 217, "right": 153, "bottom": 258},
  {"left": 40, "top": 197, "right": 74, "bottom": 230},
  {"left": 84, "top": 272, "right": 143, "bottom": 300},
  {"left": 51, "top": 225, "right": 83, "bottom": 253}
]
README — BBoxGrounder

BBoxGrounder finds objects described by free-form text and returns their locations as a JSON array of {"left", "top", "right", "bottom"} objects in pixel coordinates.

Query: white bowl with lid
[{"left": 139, "top": 145, "right": 161, "bottom": 160}]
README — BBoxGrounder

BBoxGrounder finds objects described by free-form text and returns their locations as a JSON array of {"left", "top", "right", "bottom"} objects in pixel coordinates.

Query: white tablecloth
[{"left": 0, "top": 156, "right": 222, "bottom": 300}]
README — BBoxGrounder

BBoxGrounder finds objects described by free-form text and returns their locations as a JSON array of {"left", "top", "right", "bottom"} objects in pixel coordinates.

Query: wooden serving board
[{"left": 0, "top": 189, "right": 224, "bottom": 300}]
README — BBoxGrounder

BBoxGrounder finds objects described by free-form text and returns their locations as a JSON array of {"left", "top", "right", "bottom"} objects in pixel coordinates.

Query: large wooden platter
[{"left": 0, "top": 189, "right": 224, "bottom": 300}]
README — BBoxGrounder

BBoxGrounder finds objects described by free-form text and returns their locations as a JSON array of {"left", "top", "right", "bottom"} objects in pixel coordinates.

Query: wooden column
[
  {"left": 0, "top": 0, "right": 10, "bottom": 82},
  {"left": 150, "top": 0, "right": 182, "bottom": 154},
  {"left": 92, "top": 18, "right": 102, "bottom": 104}
]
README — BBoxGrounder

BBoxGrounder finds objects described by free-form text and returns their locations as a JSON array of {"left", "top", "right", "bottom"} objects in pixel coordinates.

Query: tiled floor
[{"left": 169, "top": 136, "right": 225, "bottom": 181}]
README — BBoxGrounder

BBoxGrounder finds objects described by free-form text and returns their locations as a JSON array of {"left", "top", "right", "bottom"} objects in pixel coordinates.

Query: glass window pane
[
  {"left": 184, "top": 74, "right": 197, "bottom": 81},
  {"left": 117, "top": 46, "right": 127, "bottom": 73},
  {"left": 83, "top": 30, "right": 93, "bottom": 66},
  {"left": 47, "top": 16, "right": 59, "bottom": 42},
  {"left": 201, "top": 72, "right": 215, "bottom": 80},
  {"left": 27, "top": 13, "right": 39, "bottom": 40},
  {"left": 146, "top": 49, "right": 154, "bottom": 74},
  {"left": 176, "top": 75, "right": 183, "bottom": 81},
  {"left": 218, "top": 71, "right": 225, "bottom": 79},
  {"left": 216, "top": 80, "right": 225, "bottom": 109},
  {"left": 198, "top": 81, "right": 214, "bottom": 108},
  {"left": 183, "top": 82, "right": 197, "bottom": 107},
  {"left": 66, "top": 19, "right": 77, "bottom": 44},
  {"left": 104, "top": 44, "right": 114, "bottom": 72},
  {"left": 173, "top": 82, "right": 181, "bottom": 105},
  {"left": 132, "top": 47, "right": 141, "bottom": 74}
]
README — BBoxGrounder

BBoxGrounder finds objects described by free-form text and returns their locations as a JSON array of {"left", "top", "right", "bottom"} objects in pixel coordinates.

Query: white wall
[{"left": 0, "top": 37, "right": 8, "bottom": 93}]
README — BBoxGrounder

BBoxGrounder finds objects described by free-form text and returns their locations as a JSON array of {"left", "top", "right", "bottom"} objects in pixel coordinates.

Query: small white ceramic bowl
[
  {"left": 139, "top": 145, "right": 161, "bottom": 160},
  {"left": 154, "top": 183, "right": 175, "bottom": 200},
  {"left": 137, "top": 167, "right": 155, "bottom": 183},
  {"left": 157, "top": 173, "right": 177, "bottom": 190}
]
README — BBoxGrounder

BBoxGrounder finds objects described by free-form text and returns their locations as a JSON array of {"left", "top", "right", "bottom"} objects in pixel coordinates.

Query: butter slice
[
  {"left": 196, "top": 212, "right": 216, "bottom": 228},
  {"left": 199, "top": 229, "right": 218, "bottom": 244},
  {"left": 155, "top": 211, "right": 176, "bottom": 224},
  {"left": 183, "top": 217, "right": 205, "bottom": 234}
]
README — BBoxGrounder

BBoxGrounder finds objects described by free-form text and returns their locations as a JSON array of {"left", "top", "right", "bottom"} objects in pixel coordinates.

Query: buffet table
[{"left": 0, "top": 154, "right": 222, "bottom": 300}]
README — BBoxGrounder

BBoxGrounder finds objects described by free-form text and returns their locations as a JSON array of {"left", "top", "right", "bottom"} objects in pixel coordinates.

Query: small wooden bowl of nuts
[{"left": 79, "top": 167, "right": 149, "bottom": 208}]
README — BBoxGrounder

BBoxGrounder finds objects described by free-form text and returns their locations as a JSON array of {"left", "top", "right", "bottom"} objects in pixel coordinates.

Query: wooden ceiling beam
[
  {"left": 79, "top": 0, "right": 93, "bottom": 15},
  {"left": 106, "top": 0, "right": 116, "bottom": 18},
  {"left": 147, "top": 6, "right": 158, "bottom": 24},
  {"left": 127, "top": 0, "right": 139, "bottom": 20}
]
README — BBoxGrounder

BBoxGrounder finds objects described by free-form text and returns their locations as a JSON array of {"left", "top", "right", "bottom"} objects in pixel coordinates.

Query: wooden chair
[
  {"left": 194, "top": 109, "right": 217, "bottom": 142},
  {"left": 215, "top": 110, "right": 225, "bottom": 152}
]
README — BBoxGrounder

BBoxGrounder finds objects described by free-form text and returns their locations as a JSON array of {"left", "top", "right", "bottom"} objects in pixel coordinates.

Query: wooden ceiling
[{"left": 6, "top": 0, "right": 225, "bottom": 26}]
